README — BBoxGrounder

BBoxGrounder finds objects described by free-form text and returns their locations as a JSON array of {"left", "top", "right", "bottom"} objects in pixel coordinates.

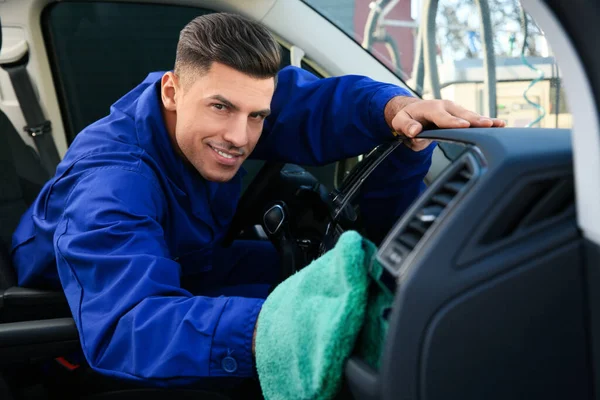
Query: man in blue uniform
[{"left": 11, "top": 12, "right": 503, "bottom": 389}]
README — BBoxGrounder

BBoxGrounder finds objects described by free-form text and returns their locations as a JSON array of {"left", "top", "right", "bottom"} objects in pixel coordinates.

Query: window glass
[
  {"left": 303, "top": 0, "right": 571, "bottom": 130},
  {"left": 42, "top": 2, "right": 210, "bottom": 142}
]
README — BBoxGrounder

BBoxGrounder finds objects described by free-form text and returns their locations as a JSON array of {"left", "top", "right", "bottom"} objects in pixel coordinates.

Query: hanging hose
[
  {"left": 381, "top": 33, "right": 405, "bottom": 77},
  {"left": 362, "top": 0, "right": 385, "bottom": 50},
  {"left": 421, "top": 0, "right": 497, "bottom": 117},
  {"left": 520, "top": 6, "right": 546, "bottom": 127},
  {"left": 364, "top": 0, "right": 497, "bottom": 114},
  {"left": 411, "top": 25, "right": 425, "bottom": 95},
  {"left": 362, "top": 0, "right": 404, "bottom": 77}
]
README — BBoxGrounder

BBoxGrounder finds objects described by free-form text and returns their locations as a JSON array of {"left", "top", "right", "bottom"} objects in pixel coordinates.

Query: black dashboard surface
[{"left": 347, "top": 128, "right": 589, "bottom": 400}]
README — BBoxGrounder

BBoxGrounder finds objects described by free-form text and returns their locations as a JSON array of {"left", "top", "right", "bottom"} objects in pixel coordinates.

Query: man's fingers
[
  {"left": 408, "top": 122, "right": 423, "bottom": 136},
  {"left": 422, "top": 108, "right": 470, "bottom": 133},
  {"left": 447, "top": 103, "right": 507, "bottom": 128},
  {"left": 391, "top": 99, "right": 506, "bottom": 139},
  {"left": 491, "top": 118, "right": 506, "bottom": 127},
  {"left": 447, "top": 103, "right": 510, "bottom": 129},
  {"left": 445, "top": 102, "right": 495, "bottom": 127},
  {"left": 392, "top": 110, "right": 423, "bottom": 138}
]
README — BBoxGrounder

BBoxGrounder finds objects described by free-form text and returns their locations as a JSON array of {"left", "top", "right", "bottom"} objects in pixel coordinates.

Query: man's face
[{"left": 161, "top": 63, "right": 275, "bottom": 182}]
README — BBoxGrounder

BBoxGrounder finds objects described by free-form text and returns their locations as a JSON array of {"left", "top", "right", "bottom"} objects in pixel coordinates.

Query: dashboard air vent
[{"left": 382, "top": 156, "right": 476, "bottom": 269}]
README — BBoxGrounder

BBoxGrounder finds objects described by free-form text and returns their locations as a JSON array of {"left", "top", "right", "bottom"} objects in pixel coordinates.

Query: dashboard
[{"left": 340, "top": 127, "right": 589, "bottom": 400}]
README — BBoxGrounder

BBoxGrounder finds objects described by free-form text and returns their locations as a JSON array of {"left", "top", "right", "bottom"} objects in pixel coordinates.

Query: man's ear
[{"left": 161, "top": 72, "right": 179, "bottom": 112}]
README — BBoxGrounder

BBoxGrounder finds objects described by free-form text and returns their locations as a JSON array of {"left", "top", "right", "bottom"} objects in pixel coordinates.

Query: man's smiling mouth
[{"left": 209, "top": 145, "right": 238, "bottom": 159}]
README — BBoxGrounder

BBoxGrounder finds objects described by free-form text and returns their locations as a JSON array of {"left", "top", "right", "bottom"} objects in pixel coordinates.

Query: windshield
[{"left": 303, "top": 0, "right": 571, "bottom": 130}]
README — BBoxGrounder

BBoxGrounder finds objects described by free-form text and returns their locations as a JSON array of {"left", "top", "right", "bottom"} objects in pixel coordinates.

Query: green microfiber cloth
[
  {"left": 255, "top": 231, "right": 392, "bottom": 400},
  {"left": 355, "top": 256, "right": 394, "bottom": 371}
]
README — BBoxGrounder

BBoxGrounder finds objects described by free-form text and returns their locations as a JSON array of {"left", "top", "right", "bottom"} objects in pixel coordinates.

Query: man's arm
[
  {"left": 251, "top": 66, "right": 411, "bottom": 166},
  {"left": 54, "top": 169, "right": 263, "bottom": 385},
  {"left": 252, "top": 66, "right": 504, "bottom": 165}
]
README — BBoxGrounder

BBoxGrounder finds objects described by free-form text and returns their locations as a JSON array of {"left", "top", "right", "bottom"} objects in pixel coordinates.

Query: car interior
[{"left": 0, "top": 0, "right": 599, "bottom": 399}]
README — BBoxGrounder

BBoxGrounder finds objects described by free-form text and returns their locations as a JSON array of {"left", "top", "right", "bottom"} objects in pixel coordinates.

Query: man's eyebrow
[
  {"left": 210, "top": 94, "right": 271, "bottom": 117},
  {"left": 252, "top": 108, "right": 271, "bottom": 117},
  {"left": 209, "top": 95, "right": 239, "bottom": 111}
]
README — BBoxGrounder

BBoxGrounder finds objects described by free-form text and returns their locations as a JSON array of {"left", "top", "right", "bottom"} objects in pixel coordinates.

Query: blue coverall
[{"left": 11, "top": 66, "right": 435, "bottom": 386}]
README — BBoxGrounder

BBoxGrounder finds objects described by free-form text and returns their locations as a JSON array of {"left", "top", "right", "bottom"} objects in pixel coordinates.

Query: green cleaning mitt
[{"left": 255, "top": 230, "right": 389, "bottom": 400}]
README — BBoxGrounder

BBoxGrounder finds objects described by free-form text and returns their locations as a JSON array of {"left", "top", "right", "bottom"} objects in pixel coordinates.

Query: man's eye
[
  {"left": 212, "top": 103, "right": 226, "bottom": 111},
  {"left": 250, "top": 114, "right": 265, "bottom": 121}
]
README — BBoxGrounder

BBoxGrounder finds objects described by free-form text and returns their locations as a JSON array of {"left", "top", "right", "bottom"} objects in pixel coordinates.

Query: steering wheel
[
  {"left": 223, "top": 160, "right": 335, "bottom": 282},
  {"left": 222, "top": 161, "right": 311, "bottom": 283},
  {"left": 221, "top": 161, "right": 285, "bottom": 247},
  {"left": 223, "top": 142, "right": 400, "bottom": 283}
]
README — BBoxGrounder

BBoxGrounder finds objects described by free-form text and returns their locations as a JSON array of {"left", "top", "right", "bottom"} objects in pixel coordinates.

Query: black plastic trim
[
  {"left": 0, "top": 318, "right": 77, "bottom": 347},
  {"left": 345, "top": 357, "right": 379, "bottom": 400},
  {"left": 0, "top": 318, "right": 79, "bottom": 368},
  {"left": 0, "top": 286, "right": 72, "bottom": 323},
  {"left": 584, "top": 239, "right": 600, "bottom": 399},
  {"left": 2, "top": 286, "right": 67, "bottom": 306}
]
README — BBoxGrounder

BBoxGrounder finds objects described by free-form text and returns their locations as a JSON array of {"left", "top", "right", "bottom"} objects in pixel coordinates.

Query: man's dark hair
[{"left": 175, "top": 13, "right": 281, "bottom": 85}]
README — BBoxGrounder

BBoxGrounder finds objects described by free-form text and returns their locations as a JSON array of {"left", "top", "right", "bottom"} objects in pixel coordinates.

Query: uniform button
[{"left": 222, "top": 356, "right": 238, "bottom": 373}]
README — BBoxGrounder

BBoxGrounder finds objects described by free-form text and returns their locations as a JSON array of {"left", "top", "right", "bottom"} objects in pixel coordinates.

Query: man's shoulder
[
  {"left": 51, "top": 142, "right": 165, "bottom": 211},
  {"left": 84, "top": 164, "right": 162, "bottom": 192},
  {"left": 53, "top": 70, "right": 170, "bottom": 208},
  {"left": 73, "top": 153, "right": 163, "bottom": 191},
  {"left": 63, "top": 164, "right": 167, "bottom": 219}
]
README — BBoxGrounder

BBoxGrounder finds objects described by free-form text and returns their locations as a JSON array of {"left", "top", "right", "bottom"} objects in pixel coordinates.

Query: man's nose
[{"left": 223, "top": 118, "right": 249, "bottom": 149}]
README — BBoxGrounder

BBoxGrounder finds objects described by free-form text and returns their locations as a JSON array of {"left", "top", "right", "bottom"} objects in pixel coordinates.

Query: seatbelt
[{"left": 2, "top": 54, "right": 61, "bottom": 176}]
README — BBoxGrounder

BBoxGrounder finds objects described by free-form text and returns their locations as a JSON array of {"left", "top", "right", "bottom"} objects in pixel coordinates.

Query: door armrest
[
  {"left": 0, "top": 286, "right": 71, "bottom": 322},
  {"left": 2, "top": 286, "right": 67, "bottom": 306}
]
